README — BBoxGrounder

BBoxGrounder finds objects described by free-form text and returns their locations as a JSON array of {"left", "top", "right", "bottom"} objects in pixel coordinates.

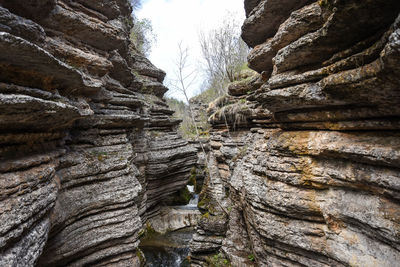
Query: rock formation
[
  {"left": 2, "top": 0, "right": 400, "bottom": 266},
  {"left": 0, "top": 1, "right": 196, "bottom": 266},
  {"left": 191, "top": 0, "right": 400, "bottom": 266}
]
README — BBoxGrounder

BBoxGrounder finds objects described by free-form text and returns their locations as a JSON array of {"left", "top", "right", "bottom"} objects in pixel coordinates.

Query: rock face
[
  {"left": 192, "top": 0, "right": 400, "bottom": 266},
  {"left": 0, "top": 1, "right": 196, "bottom": 266},
  {"left": 149, "top": 206, "right": 201, "bottom": 234}
]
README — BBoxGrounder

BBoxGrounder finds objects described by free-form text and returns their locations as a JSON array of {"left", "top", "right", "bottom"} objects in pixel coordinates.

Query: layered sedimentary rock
[
  {"left": 192, "top": 0, "right": 400, "bottom": 266},
  {"left": 0, "top": 1, "right": 196, "bottom": 266},
  {"left": 149, "top": 206, "right": 201, "bottom": 234}
]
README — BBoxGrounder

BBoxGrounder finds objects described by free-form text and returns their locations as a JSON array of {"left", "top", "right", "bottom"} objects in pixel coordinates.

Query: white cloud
[{"left": 136, "top": 0, "right": 245, "bottom": 101}]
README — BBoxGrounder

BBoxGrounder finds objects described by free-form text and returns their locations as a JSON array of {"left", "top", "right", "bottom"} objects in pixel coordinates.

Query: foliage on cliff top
[
  {"left": 164, "top": 186, "right": 192, "bottom": 206},
  {"left": 206, "top": 253, "right": 231, "bottom": 267},
  {"left": 191, "top": 84, "right": 221, "bottom": 105},
  {"left": 199, "top": 13, "right": 249, "bottom": 95},
  {"left": 166, "top": 97, "right": 186, "bottom": 119},
  {"left": 166, "top": 13, "right": 250, "bottom": 140},
  {"left": 130, "top": 17, "right": 156, "bottom": 56}
]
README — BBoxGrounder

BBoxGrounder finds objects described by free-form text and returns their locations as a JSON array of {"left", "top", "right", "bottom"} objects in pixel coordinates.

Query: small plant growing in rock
[
  {"left": 232, "top": 145, "right": 248, "bottom": 162},
  {"left": 206, "top": 253, "right": 231, "bottom": 267},
  {"left": 318, "top": 0, "right": 329, "bottom": 7},
  {"left": 135, "top": 249, "right": 145, "bottom": 265},
  {"left": 202, "top": 212, "right": 210, "bottom": 219},
  {"left": 188, "top": 167, "right": 197, "bottom": 191},
  {"left": 248, "top": 254, "right": 255, "bottom": 262}
]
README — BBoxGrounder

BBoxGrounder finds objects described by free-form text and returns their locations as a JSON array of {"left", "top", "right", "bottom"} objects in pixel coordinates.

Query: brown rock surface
[{"left": 192, "top": 1, "right": 400, "bottom": 266}]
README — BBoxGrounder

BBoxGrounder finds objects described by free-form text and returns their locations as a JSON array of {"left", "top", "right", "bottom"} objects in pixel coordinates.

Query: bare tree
[
  {"left": 172, "top": 42, "right": 197, "bottom": 104},
  {"left": 199, "top": 14, "right": 249, "bottom": 95},
  {"left": 170, "top": 42, "right": 201, "bottom": 137},
  {"left": 170, "top": 42, "right": 210, "bottom": 164}
]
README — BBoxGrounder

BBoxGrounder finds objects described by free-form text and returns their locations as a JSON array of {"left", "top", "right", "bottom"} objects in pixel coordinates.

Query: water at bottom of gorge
[{"left": 140, "top": 228, "right": 194, "bottom": 267}]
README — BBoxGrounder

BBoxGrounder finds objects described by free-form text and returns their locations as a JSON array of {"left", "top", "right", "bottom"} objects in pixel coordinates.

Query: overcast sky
[{"left": 136, "top": 0, "right": 245, "bottom": 101}]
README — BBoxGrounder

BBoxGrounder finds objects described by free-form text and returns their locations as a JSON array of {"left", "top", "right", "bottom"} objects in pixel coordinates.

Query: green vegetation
[
  {"left": 139, "top": 222, "right": 158, "bottom": 241},
  {"left": 192, "top": 86, "right": 221, "bottom": 105},
  {"left": 166, "top": 12, "right": 250, "bottom": 142},
  {"left": 318, "top": 0, "right": 329, "bottom": 7},
  {"left": 165, "top": 97, "right": 186, "bottom": 118},
  {"left": 198, "top": 195, "right": 210, "bottom": 211},
  {"left": 165, "top": 97, "right": 211, "bottom": 140},
  {"left": 206, "top": 253, "right": 231, "bottom": 267},
  {"left": 199, "top": 14, "right": 249, "bottom": 91},
  {"left": 167, "top": 186, "right": 192, "bottom": 205},
  {"left": 248, "top": 254, "right": 255, "bottom": 262},
  {"left": 188, "top": 167, "right": 198, "bottom": 192},
  {"left": 202, "top": 212, "right": 210, "bottom": 219},
  {"left": 130, "top": 17, "right": 156, "bottom": 56},
  {"left": 135, "top": 249, "right": 145, "bottom": 266}
]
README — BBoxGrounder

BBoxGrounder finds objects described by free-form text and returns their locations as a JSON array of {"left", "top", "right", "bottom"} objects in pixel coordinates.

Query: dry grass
[
  {"left": 209, "top": 100, "right": 251, "bottom": 128},
  {"left": 207, "top": 94, "right": 231, "bottom": 113}
]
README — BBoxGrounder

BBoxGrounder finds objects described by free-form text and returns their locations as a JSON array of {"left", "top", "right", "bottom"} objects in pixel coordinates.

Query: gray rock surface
[
  {"left": 0, "top": 1, "right": 196, "bottom": 266},
  {"left": 192, "top": 1, "right": 400, "bottom": 266}
]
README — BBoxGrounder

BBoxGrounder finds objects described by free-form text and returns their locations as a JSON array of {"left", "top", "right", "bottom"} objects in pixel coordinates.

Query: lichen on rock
[{"left": 190, "top": 0, "right": 400, "bottom": 266}]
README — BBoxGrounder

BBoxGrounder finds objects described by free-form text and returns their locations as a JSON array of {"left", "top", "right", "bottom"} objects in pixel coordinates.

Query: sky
[{"left": 136, "top": 0, "right": 245, "bottom": 101}]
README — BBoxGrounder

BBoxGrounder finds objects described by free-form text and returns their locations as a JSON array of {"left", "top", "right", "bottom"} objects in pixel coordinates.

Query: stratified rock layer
[
  {"left": 0, "top": 1, "right": 196, "bottom": 266},
  {"left": 193, "top": 0, "right": 400, "bottom": 266}
]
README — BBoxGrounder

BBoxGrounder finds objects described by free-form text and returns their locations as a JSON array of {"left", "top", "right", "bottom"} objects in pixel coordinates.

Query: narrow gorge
[{"left": 0, "top": 0, "right": 399, "bottom": 267}]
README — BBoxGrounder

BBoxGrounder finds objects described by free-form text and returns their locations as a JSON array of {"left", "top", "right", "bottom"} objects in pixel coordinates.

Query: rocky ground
[
  {"left": 0, "top": 1, "right": 197, "bottom": 266},
  {"left": 191, "top": 0, "right": 400, "bottom": 266}
]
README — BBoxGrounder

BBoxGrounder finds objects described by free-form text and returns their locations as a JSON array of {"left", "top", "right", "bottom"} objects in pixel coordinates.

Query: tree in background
[
  {"left": 129, "top": 0, "right": 156, "bottom": 56},
  {"left": 198, "top": 13, "right": 249, "bottom": 96},
  {"left": 166, "top": 13, "right": 249, "bottom": 139},
  {"left": 130, "top": 18, "right": 156, "bottom": 56},
  {"left": 165, "top": 97, "right": 196, "bottom": 139},
  {"left": 168, "top": 42, "right": 200, "bottom": 136}
]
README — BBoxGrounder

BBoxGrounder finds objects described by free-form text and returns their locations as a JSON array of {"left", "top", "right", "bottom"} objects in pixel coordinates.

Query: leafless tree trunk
[
  {"left": 171, "top": 42, "right": 209, "bottom": 165},
  {"left": 171, "top": 42, "right": 231, "bottom": 216},
  {"left": 198, "top": 14, "right": 249, "bottom": 96}
]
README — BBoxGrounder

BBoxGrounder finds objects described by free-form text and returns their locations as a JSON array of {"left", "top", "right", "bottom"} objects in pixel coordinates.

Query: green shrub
[
  {"left": 318, "top": 0, "right": 329, "bottom": 7},
  {"left": 206, "top": 253, "right": 231, "bottom": 267},
  {"left": 168, "top": 186, "right": 191, "bottom": 205},
  {"left": 248, "top": 254, "right": 255, "bottom": 262}
]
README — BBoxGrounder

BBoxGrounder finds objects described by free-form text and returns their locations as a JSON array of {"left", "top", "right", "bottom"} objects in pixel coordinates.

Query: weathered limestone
[
  {"left": 0, "top": 1, "right": 196, "bottom": 266},
  {"left": 192, "top": 1, "right": 400, "bottom": 266},
  {"left": 149, "top": 206, "right": 201, "bottom": 234},
  {"left": 241, "top": 0, "right": 313, "bottom": 48}
]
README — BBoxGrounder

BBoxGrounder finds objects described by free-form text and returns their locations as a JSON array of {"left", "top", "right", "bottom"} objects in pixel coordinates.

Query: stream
[
  {"left": 141, "top": 186, "right": 199, "bottom": 267},
  {"left": 140, "top": 229, "right": 193, "bottom": 267}
]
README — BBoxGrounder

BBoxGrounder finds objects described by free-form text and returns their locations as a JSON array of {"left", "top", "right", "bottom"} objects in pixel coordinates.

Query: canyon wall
[
  {"left": 191, "top": 0, "right": 400, "bottom": 266},
  {"left": 0, "top": 1, "right": 196, "bottom": 266}
]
